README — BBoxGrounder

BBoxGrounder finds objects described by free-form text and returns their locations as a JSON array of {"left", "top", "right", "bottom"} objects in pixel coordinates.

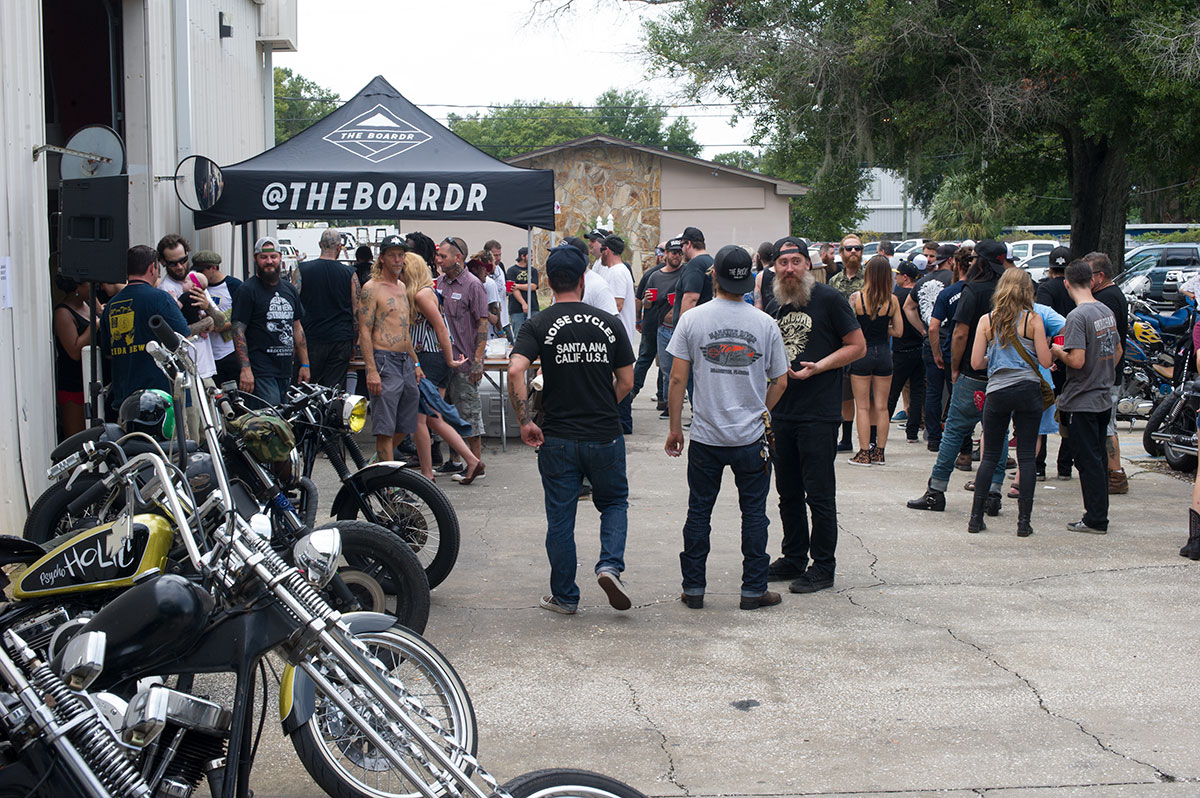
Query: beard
[{"left": 774, "top": 270, "right": 815, "bottom": 307}]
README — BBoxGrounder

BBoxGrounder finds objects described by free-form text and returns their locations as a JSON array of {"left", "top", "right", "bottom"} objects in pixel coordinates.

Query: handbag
[{"left": 1003, "top": 319, "right": 1056, "bottom": 410}]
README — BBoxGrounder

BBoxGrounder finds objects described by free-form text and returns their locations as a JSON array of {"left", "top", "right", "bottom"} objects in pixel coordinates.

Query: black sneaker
[
  {"left": 789, "top": 572, "right": 834, "bottom": 594},
  {"left": 436, "top": 460, "right": 465, "bottom": 475},
  {"left": 597, "top": 571, "right": 631, "bottom": 611},
  {"left": 906, "top": 488, "right": 946, "bottom": 511},
  {"left": 767, "top": 558, "right": 805, "bottom": 581},
  {"left": 1067, "top": 518, "right": 1107, "bottom": 534},
  {"left": 836, "top": 440, "right": 854, "bottom": 452},
  {"left": 659, "top": 409, "right": 671, "bottom": 419},
  {"left": 927, "top": 441, "right": 940, "bottom": 453}
]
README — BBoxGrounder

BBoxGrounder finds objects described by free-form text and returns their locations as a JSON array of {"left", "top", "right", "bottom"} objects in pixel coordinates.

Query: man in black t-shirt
[
  {"left": 670, "top": 226, "right": 714, "bottom": 326},
  {"left": 887, "top": 262, "right": 926, "bottom": 442},
  {"left": 295, "top": 227, "right": 357, "bottom": 389},
  {"left": 1035, "top": 247, "right": 1076, "bottom": 478},
  {"left": 766, "top": 237, "right": 864, "bottom": 594},
  {"left": 1085, "top": 251, "right": 1130, "bottom": 494},
  {"left": 905, "top": 243, "right": 956, "bottom": 450},
  {"left": 907, "top": 240, "right": 1009, "bottom": 513},
  {"left": 232, "top": 237, "right": 309, "bottom": 407},
  {"left": 505, "top": 247, "right": 539, "bottom": 332},
  {"left": 648, "top": 238, "right": 686, "bottom": 416},
  {"left": 508, "top": 243, "right": 636, "bottom": 616}
]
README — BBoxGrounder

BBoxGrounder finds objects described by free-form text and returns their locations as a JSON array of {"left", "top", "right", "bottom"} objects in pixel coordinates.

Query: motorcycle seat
[
  {"left": 0, "top": 534, "right": 46, "bottom": 566},
  {"left": 1155, "top": 308, "right": 1193, "bottom": 333},
  {"left": 50, "top": 423, "right": 125, "bottom": 463}
]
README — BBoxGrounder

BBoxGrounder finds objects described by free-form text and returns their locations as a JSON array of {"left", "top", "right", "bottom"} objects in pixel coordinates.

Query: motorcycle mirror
[
  {"left": 122, "top": 684, "right": 170, "bottom": 748},
  {"left": 59, "top": 630, "right": 107, "bottom": 691},
  {"left": 293, "top": 527, "right": 342, "bottom": 589},
  {"left": 174, "top": 155, "right": 224, "bottom": 212}
]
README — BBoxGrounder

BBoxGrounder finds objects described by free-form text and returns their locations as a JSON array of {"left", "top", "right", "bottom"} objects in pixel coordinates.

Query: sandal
[
  {"left": 1007, "top": 482, "right": 1019, "bottom": 499},
  {"left": 963, "top": 479, "right": 975, "bottom": 492}
]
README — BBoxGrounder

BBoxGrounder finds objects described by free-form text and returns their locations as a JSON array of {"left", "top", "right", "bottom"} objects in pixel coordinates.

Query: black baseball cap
[
  {"left": 975, "top": 239, "right": 1007, "bottom": 264},
  {"left": 545, "top": 242, "right": 588, "bottom": 279},
  {"left": 379, "top": 235, "right": 408, "bottom": 254},
  {"left": 713, "top": 245, "right": 755, "bottom": 294},
  {"left": 585, "top": 229, "right": 610, "bottom": 241},
  {"left": 517, "top": 246, "right": 529, "bottom": 257},
  {"left": 773, "top": 236, "right": 810, "bottom": 259},
  {"left": 681, "top": 226, "right": 705, "bottom": 244},
  {"left": 602, "top": 235, "right": 626, "bottom": 256},
  {"left": 1048, "top": 246, "right": 1072, "bottom": 272},
  {"left": 665, "top": 237, "right": 684, "bottom": 252},
  {"left": 933, "top": 243, "right": 957, "bottom": 265},
  {"left": 896, "top": 261, "right": 920, "bottom": 279}
]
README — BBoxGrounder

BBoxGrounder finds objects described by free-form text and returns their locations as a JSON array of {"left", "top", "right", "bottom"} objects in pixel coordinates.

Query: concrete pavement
[{"left": 247, "top": 397, "right": 1200, "bottom": 797}]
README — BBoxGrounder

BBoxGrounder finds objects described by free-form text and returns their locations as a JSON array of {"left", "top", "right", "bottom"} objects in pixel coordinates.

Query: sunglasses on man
[
  {"left": 442, "top": 237, "right": 465, "bottom": 257},
  {"left": 162, "top": 256, "right": 189, "bottom": 267},
  {"left": 842, "top": 245, "right": 864, "bottom": 252}
]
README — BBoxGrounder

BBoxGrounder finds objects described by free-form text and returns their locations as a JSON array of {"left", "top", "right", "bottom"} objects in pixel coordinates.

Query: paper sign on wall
[{"left": 0, "top": 257, "right": 11, "bottom": 309}]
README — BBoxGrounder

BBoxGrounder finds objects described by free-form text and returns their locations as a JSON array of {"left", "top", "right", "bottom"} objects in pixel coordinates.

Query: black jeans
[
  {"left": 1063, "top": 408, "right": 1110, "bottom": 528},
  {"left": 681, "top": 440, "right": 772, "bottom": 597},
  {"left": 973, "top": 381, "right": 1041, "bottom": 510},
  {"left": 772, "top": 419, "right": 839, "bottom": 576},
  {"left": 632, "top": 320, "right": 661, "bottom": 399},
  {"left": 308, "top": 339, "right": 352, "bottom": 389},
  {"left": 922, "top": 342, "right": 947, "bottom": 444},
  {"left": 888, "top": 346, "right": 925, "bottom": 440}
]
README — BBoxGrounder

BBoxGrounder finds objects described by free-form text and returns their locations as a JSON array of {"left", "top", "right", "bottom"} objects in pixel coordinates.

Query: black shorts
[
  {"left": 417, "top": 350, "right": 451, "bottom": 390},
  {"left": 849, "top": 341, "right": 893, "bottom": 377}
]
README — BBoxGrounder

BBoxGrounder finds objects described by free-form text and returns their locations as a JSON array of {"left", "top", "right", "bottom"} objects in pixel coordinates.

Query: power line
[{"left": 273, "top": 94, "right": 764, "bottom": 110}]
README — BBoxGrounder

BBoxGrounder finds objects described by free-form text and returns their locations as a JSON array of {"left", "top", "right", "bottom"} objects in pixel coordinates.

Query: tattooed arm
[
  {"left": 233, "top": 321, "right": 253, "bottom": 393},
  {"left": 293, "top": 320, "right": 310, "bottom": 383},
  {"left": 351, "top": 273, "right": 361, "bottom": 325},
  {"left": 470, "top": 317, "right": 488, "bottom": 384},
  {"left": 507, "top": 352, "right": 543, "bottom": 447},
  {"left": 358, "top": 283, "right": 381, "bottom": 395}
]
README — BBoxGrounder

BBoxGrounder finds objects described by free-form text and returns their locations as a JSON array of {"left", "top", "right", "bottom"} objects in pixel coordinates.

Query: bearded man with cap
[
  {"left": 231, "top": 236, "right": 309, "bottom": 406},
  {"left": 766, "top": 237, "right": 865, "bottom": 594},
  {"left": 665, "top": 245, "right": 789, "bottom": 610},
  {"left": 508, "top": 243, "right": 636, "bottom": 616}
]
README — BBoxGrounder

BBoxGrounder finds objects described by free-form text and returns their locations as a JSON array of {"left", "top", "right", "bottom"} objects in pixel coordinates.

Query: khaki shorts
[{"left": 447, "top": 371, "right": 485, "bottom": 438}]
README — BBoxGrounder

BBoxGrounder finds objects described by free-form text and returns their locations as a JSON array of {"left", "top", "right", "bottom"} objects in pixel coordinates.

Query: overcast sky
[{"left": 274, "top": 0, "right": 756, "bottom": 159}]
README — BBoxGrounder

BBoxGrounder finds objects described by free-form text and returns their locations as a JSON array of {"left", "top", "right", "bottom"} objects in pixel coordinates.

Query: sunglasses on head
[
  {"left": 442, "top": 238, "right": 465, "bottom": 258},
  {"left": 842, "top": 245, "right": 864, "bottom": 252}
]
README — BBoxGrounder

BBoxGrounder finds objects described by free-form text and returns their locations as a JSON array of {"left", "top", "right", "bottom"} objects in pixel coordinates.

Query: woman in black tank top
[
  {"left": 846, "top": 256, "right": 904, "bottom": 465},
  {"left": 53, "top": 275, "right": 97, "bottom": 437}
]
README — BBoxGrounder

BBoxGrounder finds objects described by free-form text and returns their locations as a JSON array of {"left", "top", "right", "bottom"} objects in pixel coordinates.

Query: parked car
[
  {"left": 1117, "top": 244, "right": 1200, "bottom": 310},
  {"left": 894, "top": 238, "right": 926, "bottom": 255},
  {"left": 1008, "top": 239, "right": 1059, "bottom": 262},
  {"left": 861, "top": 241, "right": 879, "bottom": 257},
  {"left": 1019, "top": 252, "right": 1051, "bottom": 283}
]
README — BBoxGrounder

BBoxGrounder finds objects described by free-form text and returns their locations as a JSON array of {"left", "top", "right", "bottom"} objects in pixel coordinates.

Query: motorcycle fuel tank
[{"left": 13, "top": 513, "right": 173, "bottom": 599}]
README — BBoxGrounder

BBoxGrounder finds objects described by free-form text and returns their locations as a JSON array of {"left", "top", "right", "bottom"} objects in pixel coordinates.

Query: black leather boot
[
  {"left": 906, "top": 488, "right": 945, "bottom": 511},
  {"left": 984, "top": 491, "right": 1002, "bottom": 517},
  {"left": 1180, "top": 508, "right": 1200, "bottom": 559},
  {"left": 1017, "top": 498, "right": 1034, "bottom": 537},
  {"left": 967, "top": 492, "right": 987, "bottom": 533}
]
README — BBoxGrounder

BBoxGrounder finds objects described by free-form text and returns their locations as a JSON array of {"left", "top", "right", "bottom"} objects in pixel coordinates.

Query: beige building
[
  {"left": 0, "top": 0, "right": 295, "bottom": 528},
  {"left": 412, "top": 134, "right": 808, "bottom": 279}
]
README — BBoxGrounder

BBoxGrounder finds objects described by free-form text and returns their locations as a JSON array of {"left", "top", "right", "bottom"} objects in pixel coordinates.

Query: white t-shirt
[
  {"left": 490, "top": 263, "right": 510, "bottom": 329},
  {"left": 159, "top": 274, "right": 216, "bottom": 378},
  {"left": 581, "top": 271, "right": 617, "bottom": 314},
  {"left": 206, "top": 278, "right": 236, "bottom": 361},
  {"left": 593, "top": 262, "right": 637, "bottom": 342},
  {"left": 483, "top": 277, "right": 503, "bottom": 339},
  {"left": 667, "top": 297, "right": 788, "bottom": 447}
]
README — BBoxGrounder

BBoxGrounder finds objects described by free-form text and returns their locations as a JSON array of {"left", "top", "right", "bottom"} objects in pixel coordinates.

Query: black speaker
[{"left": 59, "top": 175, "right": 128, "bottom": 283}]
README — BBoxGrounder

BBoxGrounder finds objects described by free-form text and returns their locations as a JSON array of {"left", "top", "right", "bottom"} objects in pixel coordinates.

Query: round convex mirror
[{"left": 174, "top": 155, "right": 224, "bottom": 211}]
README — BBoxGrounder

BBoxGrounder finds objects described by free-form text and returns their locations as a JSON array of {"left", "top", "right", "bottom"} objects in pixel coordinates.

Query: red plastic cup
[
  {"left": 667, "top": 292, "right": 676, "bottom": 307},
  {"left": 1053, "top": 335, "right": 1064, "bottom": 346},
  {"left": 645, "top": 288, "right": 658, "bottom": 302},
  {"left": 506, "top": 280, "right": 515, "bottom": 293}
]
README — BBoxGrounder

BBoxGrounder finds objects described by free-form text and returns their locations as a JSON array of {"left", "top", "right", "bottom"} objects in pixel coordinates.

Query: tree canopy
[
  {"left": 640, "top": 0, "right": 1200, "bottom": 259},
  {"left": 274, "top": 67, "right": 340, "bottom": 144},
  {"left": 447, "top": 89, "right": 701, "bottom": 159}
]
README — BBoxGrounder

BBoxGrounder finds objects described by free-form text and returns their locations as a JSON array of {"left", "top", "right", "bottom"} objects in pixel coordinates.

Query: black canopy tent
[{"left": 194, "top": 75, "right": 555, "bottom": 231}]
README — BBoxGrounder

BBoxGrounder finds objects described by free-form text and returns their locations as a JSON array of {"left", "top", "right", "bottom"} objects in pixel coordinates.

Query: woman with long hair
[
  {"left": 847, "top": 255, "right": 904, "bottom": 465},
  {"left": 967, "top": 267, "right": 1051, "bottom": 535},
  {"left": 53, "top": 274, "right": 98, "bottom": 437},
  {"left": 390, "top": 251, "right": 484, "bottom": 483}
]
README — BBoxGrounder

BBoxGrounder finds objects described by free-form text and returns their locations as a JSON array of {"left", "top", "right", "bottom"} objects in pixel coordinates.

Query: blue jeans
[
  {"left": 252, "top": 375, "right": 291, "bottom": 407},
  {"left": 656, "top": 324, "right": 692, "bottom": 399},
  {"left": 929, "top": 375, "right": 1005, "bottom": 493},
  {"left": 537, "top": 435, "right": 629, "bottom": 608},
  {"left": 681, "top": 440, "right": 771, "bottom": 597},
  {"left": 510, "top": 311, "right": 528, "bottom": 333}
]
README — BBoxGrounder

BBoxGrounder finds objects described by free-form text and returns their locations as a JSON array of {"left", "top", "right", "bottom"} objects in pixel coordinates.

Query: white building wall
[
  {"left": 859, "top": 168, "right": 927, "bottom": 238},
  {"left": 0, "top": 0, "right": 55, "bottom": 529},
  {"left": 660, "top": 159, "right": 792, "bottom": 254}
]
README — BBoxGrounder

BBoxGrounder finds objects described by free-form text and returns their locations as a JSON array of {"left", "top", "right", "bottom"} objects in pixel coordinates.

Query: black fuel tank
[{"left": 73, "top": 574, "right": 214, "bottom": 688}]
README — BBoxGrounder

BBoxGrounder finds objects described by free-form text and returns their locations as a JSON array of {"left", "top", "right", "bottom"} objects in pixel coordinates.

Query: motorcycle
[
  {"left": 1141, "top": 301, "right": 1199, "bottom": 463},
  {"left": 275, "top": 381, "right": 460, "bottom": 588},
  {"left": 1144, "top": 377, "right": 1200, "bottom": 471},
  {"left": 22, "top": 383, "right": 431, "bottom": 632},
  {"left": 1117, "top": 297, "right": 1194, "bottom": 423}
]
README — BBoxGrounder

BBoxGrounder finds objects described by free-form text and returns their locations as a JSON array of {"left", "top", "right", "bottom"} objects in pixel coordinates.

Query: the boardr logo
[{"left": 323, "top": 104, "right": 432, "bottom": 162}]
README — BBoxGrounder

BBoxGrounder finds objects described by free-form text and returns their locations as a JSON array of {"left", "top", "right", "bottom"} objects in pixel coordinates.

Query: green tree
[
  {"left": 923, "top": 174, "right": 1005, "bottom": 241},
  {"left": 273, "top": 67, "right": 339, "bottom": 144},
  {"left": 639, "top": 0, "right": 1200, "bottom": 262},
  {"left": 712, "top": 150, "right": 762, "bottom": 171}
]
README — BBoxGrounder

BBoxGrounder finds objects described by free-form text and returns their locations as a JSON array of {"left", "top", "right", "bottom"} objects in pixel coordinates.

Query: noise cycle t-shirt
[{"left": 512, "top": 302, "right": 635, "bottom": 441}]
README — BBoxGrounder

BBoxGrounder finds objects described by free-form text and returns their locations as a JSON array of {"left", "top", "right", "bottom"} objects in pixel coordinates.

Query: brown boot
[{"left": 1108, "top": 469, "right": 1129, "bottom": 495}]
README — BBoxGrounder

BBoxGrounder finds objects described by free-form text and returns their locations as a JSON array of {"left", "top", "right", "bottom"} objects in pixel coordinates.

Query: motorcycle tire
[
  {"left": 1165, "top": 442, "right": 1198, "bottom": 472},
  {"left": 502, "top": 769, "right": 649, "bottom": 798},
  {"left": 1163, "top": 406, "right": 1198, "bottom": 471},
  {"left": 336, "top": 469, "right": 460, "bottom": 590},
  {"left": 1143, "top": 394, "right": 1177, "bottom": 457},
  {"left": 318, "top": 521, "right": 431, "bottom": 635},
  {"left": 23, "top": 474, "right": 118, "bottom": 545},
  {"left": 290, "top": 624, "right": 477, "bottom": 798}
]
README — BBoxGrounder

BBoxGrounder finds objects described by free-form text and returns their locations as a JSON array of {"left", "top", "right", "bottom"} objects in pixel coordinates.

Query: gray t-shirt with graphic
[
  {"left": 1058, "top": 300, "right": 1119, "bottom": 413},
  {"left": 667, "top": 297, "right": 788, "bottom": 447}
]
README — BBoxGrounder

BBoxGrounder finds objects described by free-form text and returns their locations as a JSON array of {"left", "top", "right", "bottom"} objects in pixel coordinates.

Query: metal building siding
[{"left": 0, "top": 0, "right": 55, "bottom": 529}]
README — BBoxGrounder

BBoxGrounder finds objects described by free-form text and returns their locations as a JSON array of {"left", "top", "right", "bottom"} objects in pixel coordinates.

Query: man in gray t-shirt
[
  {"left": 1052, "top": 260, "right": 1122, "bottom": 534},
  {"left": 665, "top": 246, "right": 788, "bottom": 610}
]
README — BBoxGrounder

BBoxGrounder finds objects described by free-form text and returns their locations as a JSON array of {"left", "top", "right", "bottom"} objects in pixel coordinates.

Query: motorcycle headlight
[
  {"left": 341, "top": 395, "right": 368, "bottom": 434},
  {"left": 293, "top": 527, "right": 341, "bottom": 589}
]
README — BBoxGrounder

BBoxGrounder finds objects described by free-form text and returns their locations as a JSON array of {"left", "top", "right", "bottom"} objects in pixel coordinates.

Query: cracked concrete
[{"left": 242, "top": 405, "right": 1200, "bottom": 797}]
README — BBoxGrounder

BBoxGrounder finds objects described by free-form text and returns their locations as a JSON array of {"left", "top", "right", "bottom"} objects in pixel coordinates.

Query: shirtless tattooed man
[{"left": 359, "top": 236, "right": 425, "bottom": 464}]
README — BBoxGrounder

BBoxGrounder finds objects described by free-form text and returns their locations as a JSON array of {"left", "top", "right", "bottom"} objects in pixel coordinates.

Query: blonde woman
[
  {"left": 847, "top": 255, "right": 904, "bottom": 465},
  {"left": 394, "top": 251, "right": 484, "bottom": 484},
  {"left": 968, "top": 267, "right": 1051, "bottom": 536}
]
